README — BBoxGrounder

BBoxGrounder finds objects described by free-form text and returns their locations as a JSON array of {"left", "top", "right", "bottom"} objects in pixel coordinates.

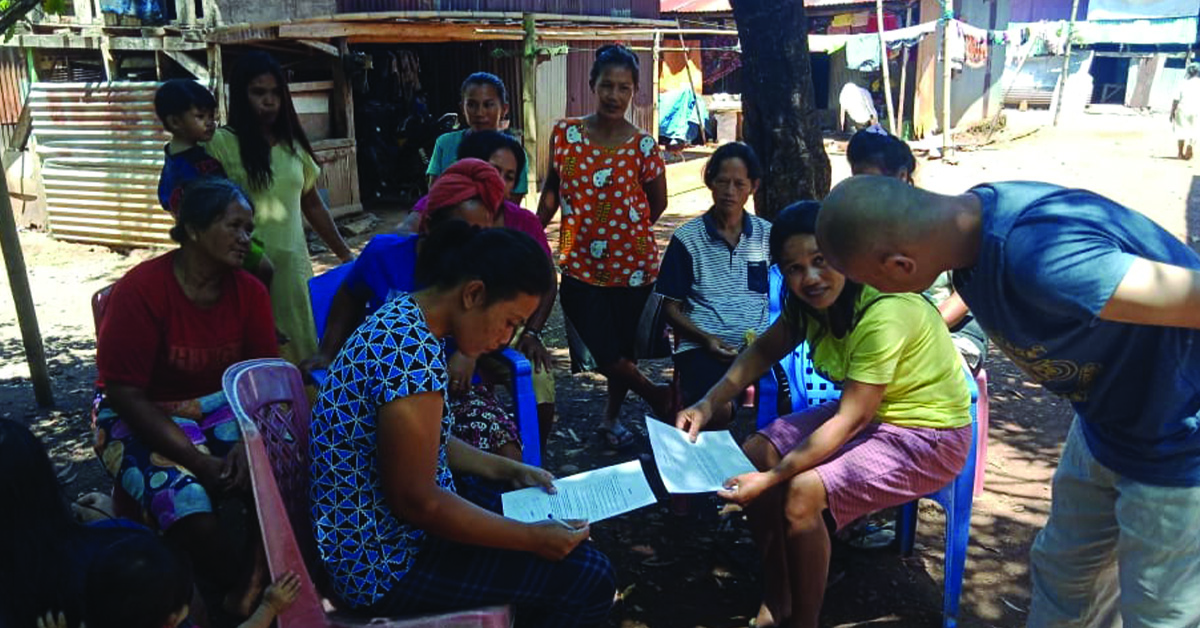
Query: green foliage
[{"left": 1, "top": 0, "right": 68, "bottom": 41}]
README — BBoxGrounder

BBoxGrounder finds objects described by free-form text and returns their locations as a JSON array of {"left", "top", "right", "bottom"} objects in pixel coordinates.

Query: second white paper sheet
[
  {"left": 645, "top": 416, "right": 756, "bottom": 493},
  {"left": 501, "top": 460, "right": 656, "bottom": 524}
]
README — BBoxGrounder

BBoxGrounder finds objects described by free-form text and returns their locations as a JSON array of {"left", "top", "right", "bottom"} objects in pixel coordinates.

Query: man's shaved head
[
  {"left": 817, "top": 175, "right": 953, "bottom": 293},
  {"left": 817, "top": 175, "right": 929, "bottom": 264}
]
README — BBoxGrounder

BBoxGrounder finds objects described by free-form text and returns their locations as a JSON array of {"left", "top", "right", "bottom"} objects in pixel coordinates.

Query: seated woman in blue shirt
[{"left": 309, "top": 224, "right": 614, "bottom": 624}]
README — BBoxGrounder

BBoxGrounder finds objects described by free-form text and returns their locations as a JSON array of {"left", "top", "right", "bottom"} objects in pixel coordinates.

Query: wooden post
[
  {"left": 876, "top": 0, "right": 897, "bottom": 135},
  {"left": 0, "top": 169, "right": 53, "bottom": 407},
  {"left": 676, "top": 32, "right": 706, "bottom": 144},
  {"left": 521, "top": 13, "right": 539, "bottom": 198},
  {"left": 897, "top": 3, "right": 912, "bottom": 137},
  {"left": 100, "top": 36, "right": 118, "bottom": 81},
  {"left": 652, "top": 30, "right": 661, "bottom": 141},
  {"left": 1052, "top": 0, "right": 1082, "bottom": 126},
  {"left": 207, "top": 43, "right": 224, "bottom": 125},
  {"left": 942, "top": 0, "right": 954, "bottom": 161},
  {"left": 176, "top": 0, "right": 195, "bottom": 26},
  {"left": 331, "top": 38, "right": 354, "bottom": 140}
]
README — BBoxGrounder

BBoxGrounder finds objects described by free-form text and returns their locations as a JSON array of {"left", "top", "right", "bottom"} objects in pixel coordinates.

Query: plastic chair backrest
[
  {"left": 223, "top": 359, "right": 328, "bottom": 628},
  {"left": 306, "top": 255, "right": 543, "bottom": 467},
  {"left": 91, "top": 284, "right": 114, "bottom": 336},
  {"left": 309, "top": 263, "right": 356, "bottom": 342},
  {"left": 224, "top": 359, "right": 512, "bottom": 628},
  {"left": 762, "top": 266, "right": 840, "bottom": 413}
]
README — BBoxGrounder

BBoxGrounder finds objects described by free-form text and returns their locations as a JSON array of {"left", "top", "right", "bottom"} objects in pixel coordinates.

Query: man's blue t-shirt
[
  {"left": 955, "top": 182, "right": 1200, "bottom": 487},
  {"left": 343, "top": 233, "right": 420, "bottom": 313}
]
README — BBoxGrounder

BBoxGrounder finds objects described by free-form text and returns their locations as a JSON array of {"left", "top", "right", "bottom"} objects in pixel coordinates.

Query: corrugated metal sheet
[
  {"left": 663, "top": 0, "right": 876, "bottom": 13},
  {"left": 394, "top": 41, "right": 524, "bottom": 130},
  {"left": 31, "top": 81, "right": 365, "bottom": 248},
  {"left": 1076, "top": 17, "right": 1199, "bottom": 46},
  {"left": 534, "top": 51, "right": 567, "bottom": 182},
  {"left": 334, "top": 0, "right": 658, "bottom": 18},
  {"left": 0, "top": 48, "right": 29, "bottom": 126},
  {"left": 31, "top": 81, "right": 174, "bottom": 248},
  {"left": 1010, "top": 0, "right": 1089, "bottom": 22}
]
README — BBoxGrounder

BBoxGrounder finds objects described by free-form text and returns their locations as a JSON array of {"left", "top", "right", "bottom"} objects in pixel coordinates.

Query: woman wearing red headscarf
[{"left": 302, "top": 159, "right": 548, "bottom": 460}]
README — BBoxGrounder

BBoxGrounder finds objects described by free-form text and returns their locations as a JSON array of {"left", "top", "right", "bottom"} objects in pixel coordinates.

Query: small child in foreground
[
  {"left": 83, "top": 533, "right": 300, "bottom": 628},
  {"left": 154, "top": 78, "right": 273, "bottom": 289}
]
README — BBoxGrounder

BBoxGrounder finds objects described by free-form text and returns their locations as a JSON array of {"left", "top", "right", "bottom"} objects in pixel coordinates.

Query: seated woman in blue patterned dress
[{"left": 308, "top": 222, "right": 615, "bottom": 625}]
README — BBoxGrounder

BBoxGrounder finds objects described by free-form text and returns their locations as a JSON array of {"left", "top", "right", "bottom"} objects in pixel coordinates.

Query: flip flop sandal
[{"left": 596, "top": 424, "right": 637, "bottom": 451}]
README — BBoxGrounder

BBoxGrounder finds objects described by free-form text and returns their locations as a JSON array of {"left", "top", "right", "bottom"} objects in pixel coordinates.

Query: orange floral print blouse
[{"left": 551, "top": 118, "right": 666, "bottom": 288}]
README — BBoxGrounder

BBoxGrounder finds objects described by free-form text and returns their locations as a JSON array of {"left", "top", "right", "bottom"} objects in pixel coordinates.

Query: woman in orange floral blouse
[{"left": 537, "top": 44, "right": 671, "bottom": 450}]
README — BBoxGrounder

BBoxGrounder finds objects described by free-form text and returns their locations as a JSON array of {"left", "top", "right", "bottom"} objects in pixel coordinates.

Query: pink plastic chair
[
  {"left": 222, "top": 358, "right": 512, "bottom": 628},
  {"left": 973, "top": 369, "right": 989, "bottom": 496}
]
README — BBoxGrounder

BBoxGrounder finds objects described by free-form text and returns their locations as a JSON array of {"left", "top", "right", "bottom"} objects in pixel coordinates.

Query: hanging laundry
[
  {"left": 702, "top": 36, "right": 742, "bottom": 87},
  {"left": 964, "top": 30, "right": 989, "bottom": 68},
  {"left": 846, "top": 34, "right": 882, "bottom": 72},
  {"left": 832, "top": 13, "right": 858, "bottom": 28},
  {"left": 945, "top": 20, "right": 967, "bottom": 71},
  {"left": 884, "top": 20, "right": 938, "bottom": 50}
]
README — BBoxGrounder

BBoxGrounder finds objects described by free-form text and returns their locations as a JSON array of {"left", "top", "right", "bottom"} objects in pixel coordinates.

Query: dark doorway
[{"left": 1090, "top": 55, "right": 1130, "bottom": 104}]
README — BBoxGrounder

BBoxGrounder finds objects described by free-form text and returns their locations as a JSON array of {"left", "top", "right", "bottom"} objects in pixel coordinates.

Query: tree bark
[{"left": 731, "top": 0, "right": 831, "bottom": 220}]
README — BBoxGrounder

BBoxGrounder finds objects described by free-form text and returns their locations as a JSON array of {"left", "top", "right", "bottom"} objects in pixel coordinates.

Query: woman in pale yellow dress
[{"left": 208, "top": 51, "right": 354, "bottom": 364}]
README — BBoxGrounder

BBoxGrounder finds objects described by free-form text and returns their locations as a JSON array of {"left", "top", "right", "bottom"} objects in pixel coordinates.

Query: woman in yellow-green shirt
[
  {"left": 207, "top": 51, "right": 353, "bottom": 364},
  {"left": 676, "top": 201, "right": 971, "bottom": 628}
]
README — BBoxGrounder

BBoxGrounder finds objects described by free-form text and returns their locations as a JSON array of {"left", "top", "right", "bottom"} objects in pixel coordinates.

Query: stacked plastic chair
[
  {"left": 307, "top": 262, "right": 542, "bottom": 467},
  {"left": 222, "top": 358, "right": 511, "bottom": 628}
]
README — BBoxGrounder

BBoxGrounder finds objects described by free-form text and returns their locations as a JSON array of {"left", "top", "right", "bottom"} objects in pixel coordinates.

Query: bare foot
[{"left": 752, "top": 599, "right": 788, "bottom": 628}]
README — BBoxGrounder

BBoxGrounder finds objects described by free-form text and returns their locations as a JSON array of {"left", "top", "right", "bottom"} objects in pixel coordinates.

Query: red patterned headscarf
[{"left": 419, "top": 158, "right": 506, "bottom": 232}]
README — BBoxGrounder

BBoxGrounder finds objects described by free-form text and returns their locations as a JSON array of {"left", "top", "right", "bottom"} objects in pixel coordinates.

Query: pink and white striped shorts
[{"left": 758, "top": 401, "right": 971, "bottom": 531}]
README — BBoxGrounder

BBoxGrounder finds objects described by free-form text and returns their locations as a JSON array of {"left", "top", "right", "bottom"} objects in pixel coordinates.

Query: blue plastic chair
[
  {"left": 307, "top": 262, "right": 543, "bottom": 467},
  {"left": 756, "top": 266, "right": 979, "bottom": 628},
  {"left": 757, "top": 266, "right": 841, "bottom": 428}
]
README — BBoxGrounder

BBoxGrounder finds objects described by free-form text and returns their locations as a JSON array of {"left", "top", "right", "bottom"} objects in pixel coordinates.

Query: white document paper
[
  {"left": 645, "top": 416, "right": 757, "bottom": 494},
  {"left": 501, "top": 460, "right": 656, "bottom": 524}
]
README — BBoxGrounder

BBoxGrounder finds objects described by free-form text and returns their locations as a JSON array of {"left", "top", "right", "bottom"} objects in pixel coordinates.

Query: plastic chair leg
[
  {"left": 896, "top": 501, "right": 919, "bottom": 556},
  {"left": 500, "top": 347, "right": 541, "bottom": 467},
  {"left": 973, "top": 370, "right": 989, "bottom": 497},
  {"left": 941, "top": 486, "right": 972, "bottom": 628}
]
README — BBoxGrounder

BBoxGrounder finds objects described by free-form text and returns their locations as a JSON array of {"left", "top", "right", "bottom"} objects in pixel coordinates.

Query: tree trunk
[{"left": 732, "top": 0, "right": 831, "bottom": 220}]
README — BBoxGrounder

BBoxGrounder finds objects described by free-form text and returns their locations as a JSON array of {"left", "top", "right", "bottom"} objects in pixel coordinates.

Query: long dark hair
[
  {"left": 0, "top": 420, "right": 82, "bottom": 627},
  {"left": 770, "top": 201, "right": 863, "bottom": 339},
  {"left": 416, "top": 221, "right": 553, "bottom": 305},
  {"left": 226, "top": 51, "right": 316, "bottom": 190}
]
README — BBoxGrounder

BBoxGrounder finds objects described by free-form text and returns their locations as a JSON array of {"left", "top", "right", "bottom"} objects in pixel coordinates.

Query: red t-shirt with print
[
  {"left": 551, "top": 118, "right": 666, "bottom": 288},
  {"left": 97, "top": 250, "right": 278, "bottom": 402}
]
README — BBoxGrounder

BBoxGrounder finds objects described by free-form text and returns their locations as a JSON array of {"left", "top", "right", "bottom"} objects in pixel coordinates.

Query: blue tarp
[
  {"left": 99, "top": 0, "right": 165, "bottom": 23},
  {"left": 658, "top": 88, "right": 709, "bottom": 145}
]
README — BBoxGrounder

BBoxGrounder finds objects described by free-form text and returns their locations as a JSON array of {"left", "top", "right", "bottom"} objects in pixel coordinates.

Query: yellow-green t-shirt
[
  {"left": 206, "top": 128, "right": 321, "bottom": 365},
  {"left": 793, "top": 285, "right": 970, "bottom": 429}
]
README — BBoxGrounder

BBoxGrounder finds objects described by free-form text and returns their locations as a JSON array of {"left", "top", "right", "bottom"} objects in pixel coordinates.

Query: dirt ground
[{"left": 2, "top": 106, "right": 1195, "bottom": 628}]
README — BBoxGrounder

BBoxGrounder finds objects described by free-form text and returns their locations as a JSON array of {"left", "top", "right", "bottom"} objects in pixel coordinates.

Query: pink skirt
[{"left": 758, "top": 401, "right": 972, "bottom": 531}]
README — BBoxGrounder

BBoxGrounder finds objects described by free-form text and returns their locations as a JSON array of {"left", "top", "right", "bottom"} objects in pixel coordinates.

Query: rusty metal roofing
[
  {"left": 31, "top": 81, "right": 175, "bottom": 248},
  {"left": 662, "top": 0, "right": 877, "bottom": 13}
]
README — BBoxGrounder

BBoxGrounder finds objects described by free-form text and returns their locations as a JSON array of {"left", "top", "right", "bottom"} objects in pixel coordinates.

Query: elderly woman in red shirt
[{"left": 93, "top": 177, "right": 278, "bottom": 615}]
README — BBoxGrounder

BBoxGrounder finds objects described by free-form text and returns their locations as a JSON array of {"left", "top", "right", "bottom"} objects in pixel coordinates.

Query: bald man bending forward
[{"left": 818, "top": 177, "right": 1200, "bottom": 628}]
